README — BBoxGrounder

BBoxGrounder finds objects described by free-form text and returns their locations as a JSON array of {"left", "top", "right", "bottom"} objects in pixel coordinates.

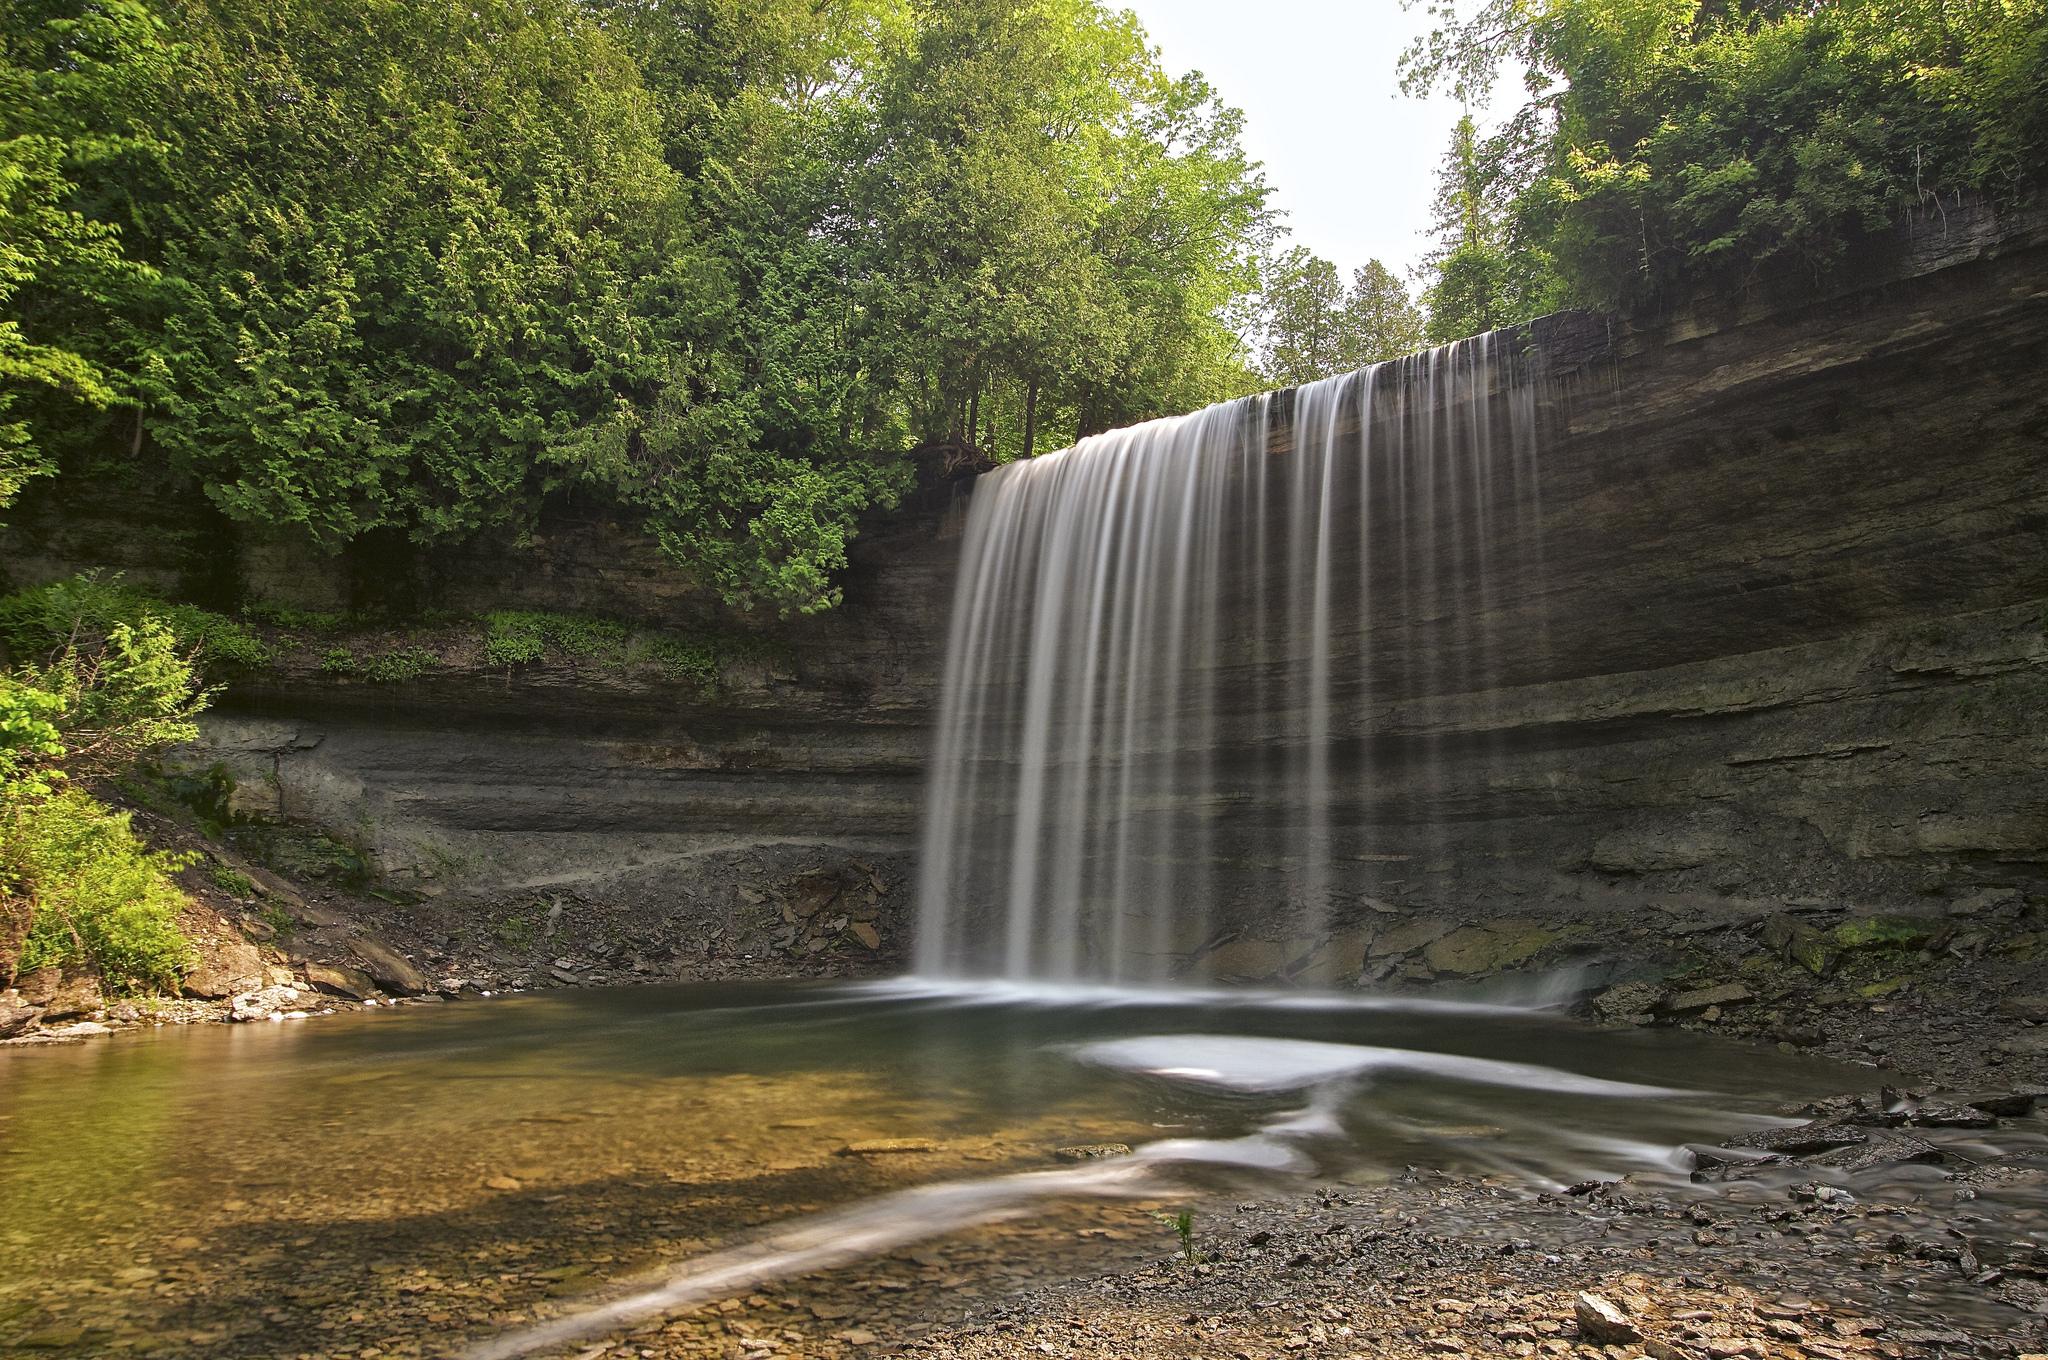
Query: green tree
[
  {"left": 1403, "top": 0, "right": 2048, "bottom": 315},
  {"left": 0, "top": 0, "right": 170, "bottom": 512},
  {"left": 1260, "top": 248, "right": 1425, "bottom": 385}
]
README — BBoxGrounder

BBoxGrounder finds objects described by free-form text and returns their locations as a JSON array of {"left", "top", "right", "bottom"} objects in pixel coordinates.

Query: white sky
[{"left": 1125, "top": 0, "right": 1487, "bottom": 282}]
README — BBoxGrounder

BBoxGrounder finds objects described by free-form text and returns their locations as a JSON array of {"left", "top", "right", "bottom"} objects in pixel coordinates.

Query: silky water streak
[{"left": 915, "top": 336, "right": 1547, "bottom": 982}]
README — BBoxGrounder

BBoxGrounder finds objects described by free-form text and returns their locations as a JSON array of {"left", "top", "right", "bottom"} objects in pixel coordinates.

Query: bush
[
  {"left": 2, "top": 789, "right": 196, "bottom": 992},
  {"left": 482, "top": 611, "right": 630, "bottom": 666},
  {"left": 0, "top": 574, "right": 269, "bottom": 671}
]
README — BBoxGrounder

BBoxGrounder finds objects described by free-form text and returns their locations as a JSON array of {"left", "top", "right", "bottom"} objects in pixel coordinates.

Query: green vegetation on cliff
[
  {"left": 1405, "top": 0, "right": 2048, "bottom": 335},
  {"left": 0, "top": 576, "right": 233, "bottom": 990}
]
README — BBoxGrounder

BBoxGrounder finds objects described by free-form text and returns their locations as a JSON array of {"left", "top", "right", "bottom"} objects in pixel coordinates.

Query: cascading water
[{"left": 916, "top": 333, "right": 1547, "bottom": 983}]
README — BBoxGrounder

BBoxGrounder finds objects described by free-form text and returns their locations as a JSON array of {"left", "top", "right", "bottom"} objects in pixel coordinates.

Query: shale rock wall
[{"left": 3, "top": 206, "right": 2044, "bottom": 980}]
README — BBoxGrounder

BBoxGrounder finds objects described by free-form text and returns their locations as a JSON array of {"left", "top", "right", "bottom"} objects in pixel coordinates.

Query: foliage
[
  {"left": 4, "top": 0, "right": 1280, "bottom": 611},
  {"left": 1404, "top": 0, "right": 2048, "bottom": 321},
  {"left": 0, "top": 0, "right": 171, "bottom": 515},
  {"left": 4, "top": 787, "right": 195, "bottom": 990},
  {"left": 0, "top": 573, "right": 268, "bottom": 671},
  {"left": 1258, "top": 248, "right": 1427, "bottom": 385},
  {"left": 206, "top": 861, "right": 253, "bottom": 897},
  {"left": 0, "top": 576, "right": 220, "bottom": 989},
  {"left": 482, "top": 611, "right": 630, "bottom": 666}
]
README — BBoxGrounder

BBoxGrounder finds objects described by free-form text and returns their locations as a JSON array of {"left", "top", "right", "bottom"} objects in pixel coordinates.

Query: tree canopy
[
  {"left": 1405, "top": 0, "right": 2048, "bottom": 334},
  {"left": 1, "top": 0, "right": 1277, "bottom": 613}
]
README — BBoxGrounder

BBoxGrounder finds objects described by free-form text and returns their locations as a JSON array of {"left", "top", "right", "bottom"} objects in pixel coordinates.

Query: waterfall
[{"left": 915, "top": 334, "right": 1547, "bottom": 984}]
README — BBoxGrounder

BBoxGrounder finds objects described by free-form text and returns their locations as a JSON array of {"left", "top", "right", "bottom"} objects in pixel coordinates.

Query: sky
[{"left": 1123, "top": 0, "right": 1490, "bottom": 283}]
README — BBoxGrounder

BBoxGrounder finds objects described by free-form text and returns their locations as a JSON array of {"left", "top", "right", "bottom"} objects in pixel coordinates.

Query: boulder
[
  {"left": 1573, "top": 1292, "right": 1639, "bottom": 1345},
  {"left": 21, "top": 969, "right": 104, "bottom": 1021},
  {"left": 180, "top": 937, "right": 268, "bottom": 1000},
  {"left": 351, "top": 938, "right": 429, "bottom": 995},
  {"left": 303, "top": 962, "right": 379, "bottom": 1000},
  {"left": 0, "top": 990, "right": 41, "bottom": 1038},
  {"left": 1996, "top": 995, "right": 2048, "bottom": 1024},
  {"left": 1592, "top": 981, "right": 1664, "bottom": 1022},
  {"left": 1762, "top": 914, "right": 1839, "bottom": 976}
]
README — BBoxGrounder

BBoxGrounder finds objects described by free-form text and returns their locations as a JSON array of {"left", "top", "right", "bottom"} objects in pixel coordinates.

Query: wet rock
[
  {"left": 1203, "top": 938, "right": 1295, "bottom": 980},
  {"left": 1366, "top": 917, "right": 1453, "bottom": 960},
  {"left": 1833, "top": 915, "right": 1939, "bottom": 952},
  {"left": 1722, "top": 1120, "right": 1866, "bottom": 1155},
  {"left": 848, "top": 921, "right": 882, "bottom": 950},
  {"left": 303, "top": 962, "right": 379, "bottom": 1000},
  {"left": 1592, "top": 981, "right": 1664, "bottom": 1021},
  {"left": 1290, "top": 929, "right": 1369, "bottom": 986},
  {"left": 1054, "top": 1144, "right": 1131, "bottom": 1161},
  {"left": 1662, "top": 982, "right": 1753, "bottom": 1015},
  {"left": 180, "top": 937, "right": 268, "bottom": 999},
  {"left": 1423, "top": 921, "right": 1557, "bottom": 977},
  {"left": 1965, "top": 1088, "right": 2041, "bottom": 1117},
  {"left": 0, "top": 991, "right": 40, "bottom": 1038},
  {"left": 1762, "top": 915, "right": 1839, "bottom": 977},
  {"left": 1809, "top": 1131, "right": 1944, "bottom": 1174},
  {"left": 1572, "top": 1291, "right": 1639, "bottom": 1345},
  {"left": 351, "top": 938, "right": 430, "bottom": 995}
]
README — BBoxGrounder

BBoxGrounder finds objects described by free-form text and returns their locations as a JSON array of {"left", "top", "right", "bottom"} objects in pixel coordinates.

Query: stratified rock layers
[{"left": 4, "top": 220, "right": 2043, "bottom": 959}]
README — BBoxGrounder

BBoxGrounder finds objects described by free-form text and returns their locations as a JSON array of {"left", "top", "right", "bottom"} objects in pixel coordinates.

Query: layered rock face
[{"left": 3, "top": 211, "right": 2043, "bottom": 976}]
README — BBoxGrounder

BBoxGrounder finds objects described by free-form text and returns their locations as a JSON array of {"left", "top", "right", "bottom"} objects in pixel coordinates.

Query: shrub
[
  {"left": 2, "top": 789, "right": 196, "bottom": 992},
  {"left": 0, "top": 574, "right": 269, "bottom": 671},
  {"left": 482, "top": 611, "right": 630, "bottom": 666}
]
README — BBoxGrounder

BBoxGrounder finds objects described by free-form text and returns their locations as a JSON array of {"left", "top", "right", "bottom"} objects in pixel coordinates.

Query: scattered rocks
[
  {"left": 228, "top": 985, "right": 307, "bottom": 1022},
  {"left": 1722, "top": 1120, "right": 1866, "bottom": 1155},
  {"left": 1593, "top": 980, "right": 1665, "bottom": 1022}
]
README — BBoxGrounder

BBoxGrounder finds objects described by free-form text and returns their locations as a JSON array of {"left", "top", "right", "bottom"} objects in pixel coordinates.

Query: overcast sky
[{"left": 1124, "top": 0, "right": 1488, "bottom": 282}]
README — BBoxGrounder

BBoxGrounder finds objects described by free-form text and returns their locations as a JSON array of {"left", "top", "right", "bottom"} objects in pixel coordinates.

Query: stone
[
  {"left": 1572, "top": 1292, "right": 1639, "bottom": 1345},
  {"left": 1997, "top": 1030, "right": 2048, "bottom": 1057},
  {"left": 1762, "top": 914, "right": 1839, "bottom": 977},
  {"left": 45, "top": 1021, "right": 112, "bottom": 1037},
  {"left": 21, "top": 968, "right": 103, "bottom": 1020},
  {"left": 303, "top": 962, "right": 379, "bottom": 999},
  {"left": 1366, "top": 917, "right": 1453, "bottom": 960},
  {"left": 180, "top": 937, "right": 268, "bottom": 1000},
  {"left": 1423, "top": 922, "right": 1557, "bottom": 977},
  {"left": 229, "top": 985, "right": 304, "bottom": 1022},
  {"left": 1661, "top": 982, "right": 1753, "bottom": 1015},
  {"left": 848, "top": 920, "right": 881, "bottom": 950},
  {"left": 351, "top": 938, "right": 430, "bottom": 995},
  {"left": 1585, "top": 823, "right": 1737, "bottom": 873},
  {"left": 1592, "top": 981, "right": 1664, "bottom": 1021},
  {"left": 1053, "top": 1144, "right": 1131, "bottom": 1161},
  {"left": 1832, "top": 915, "right": 1939, "bottom": 952},
  {"left": 483, "top": 1176, "right": 522, "bottom": 1191},
  {"left": 1290, "top": 929, "right": 1369, "bottom": 985},
  {"left": 1722, "top": 1120, "right": 1865, "bottom": 1155},
  {"left": 1996, "top": 995, "right": 2048, "bottom": 1023},
  {"left": 0, "top": 991, "right": 40, "bottom": 1039}
]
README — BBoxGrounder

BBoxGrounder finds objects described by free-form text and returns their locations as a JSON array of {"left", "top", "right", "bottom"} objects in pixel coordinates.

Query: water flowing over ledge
[{"left": 917, "top": 334, "right": 1547, "bottom": 983}]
